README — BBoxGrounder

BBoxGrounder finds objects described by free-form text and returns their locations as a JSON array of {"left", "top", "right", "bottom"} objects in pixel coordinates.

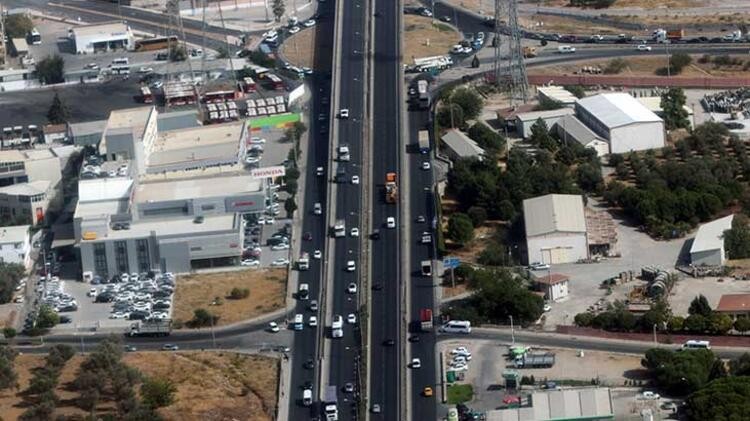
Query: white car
[
  {"left": 268, "top": 322, "right": 280, "bottom": 333},
  {"left": 87, "top": 288, "right": 98, "bottom": 297},
  {"left": 544, "top": 304, "right": 552, "bottom": 312},
  {"left": 288, "top": 26, "right": 301, "bottom": 34},
  {"left": 264, "top": 217, "right": 275, "bottom": 225},
  {"left": 303, "top": 19, "right": 316, "bottom": 27},
  {"left": 641, "top": 391, "right": 661, "bottom": 400},
  {"left": 151, "top": 80, "right": 163, "bottom": 89},
  {"left": 138, "top": 66, "right": 153, "bottom": 73},
  {"left": 13, "top": 296, "right": 24, "bottom": 303},
  {"left": 350, "top": 227, "right": 360, "bottom": 237},
  {"left": 250, "top": 136, "right": 266, "bottom": 144},
  {"left": 351, "top": 175, "right": 360, "bottom": 184},
  {"left": 110, "top": 312, "right": 129, "bottom": 319},
  {"left": 410, "top": 358, "right": 422, "bottom": 369},
  {"left": 313, "top": 250, "right": 322, "bottom": 259},
  {"left": 263, "top": 29, "right": 278, "bottom": 39},
  {"left": 332, "top": 314, "right": 343, "bottom": 329},
  {"left": 346, "top": 260, "right": 356, "bottom": 272},
  {"left": 316, "top": 166, "right": 325, "bottom": 176},
  {"left": 386, "top": 217, "right": 396, "bottom": 229},
  {"left": 332, "top": 328, "right": 343, "bottom": 338},
  {"left": 271, "top": 243, "right": 290, "bottom": 251},
  {"left": 347, "top": 313, "right": 357, "bottom": 324},
  {"left": 347, "top": 282, "right": 358, "bottom": 294},
  {"left": 313, "top": 203, "right": 322, "bottom": 215},
  {"left": 271, "top": 258, "right": 290, "bottom": 267},
  {"left": 636, "top": 44, "right": 652, "bottom": 52},
  {"left": 339, "top": 109, "right": 350, "bottom": 119},
  {"left": 308, "top": 316, "right": 318, "bottom": 327},
  {"left": 422, "top": 162, "right": 431, "bottom": 170},
  {"left": 529, "top": 262, "right": 550, "bottom": 271},
  {"left": 241, "top": 259, "right": 260, "bottom": 267}
]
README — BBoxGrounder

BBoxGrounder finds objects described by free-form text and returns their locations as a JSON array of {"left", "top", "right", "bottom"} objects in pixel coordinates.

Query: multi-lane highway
[{"left": 368, "top": 0, "right": 404, "bottom": 419}]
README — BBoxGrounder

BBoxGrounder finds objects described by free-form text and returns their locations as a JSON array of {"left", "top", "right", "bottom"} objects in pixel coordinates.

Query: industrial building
[
  {"left": 575, "top": 93, "right": 665, "bottom": 154},
  {"left": 524, "top": 194, "right": 588, "bottom": 265},
  {"left": 487, "top": 388, "right": 614, "bottom": 421},
  {"left": 554, "top": 115, "right": 609, "bottom": 157},
  {"left": 690, "top": 214, "right": 734, "bottom": 267},
  {"left": 0, "top": 224, "right": 31, "bottom": 268},
  {"left": 533, "top": 273, "right": 570, "bottom": 301},
  {"left": 0, "top": 149, "right": 68, "bottom": 225},
  {"left": 75, "top": 106, "right": 268, "bottom": 276},
  {"left": 72, "top": 22, "right": 134, "bottom": 54},
  {"left": 537, "top": 85, "right": 579, "bottom": 107},
  {"left": 514, "top": 108, "right": 574, "bottom": 139},
  {"left": 440, "top": 129, "right": 485, "bottom": 161}
]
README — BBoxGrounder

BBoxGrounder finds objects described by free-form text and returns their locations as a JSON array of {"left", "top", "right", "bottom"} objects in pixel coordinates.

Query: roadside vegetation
[{"left": 0, "top": 263, "right": 26, "bottom": 304}]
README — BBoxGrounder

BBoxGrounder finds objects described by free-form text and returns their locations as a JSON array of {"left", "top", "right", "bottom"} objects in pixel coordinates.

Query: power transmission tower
[
  {"left": 492, "top": 0, "right": 503, "bottom": 87},
  {"left": 507, "top": 0, "right": 528, "bottom": 105}
]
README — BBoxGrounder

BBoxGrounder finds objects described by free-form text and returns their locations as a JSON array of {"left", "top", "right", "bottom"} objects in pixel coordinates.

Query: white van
[
  {"left": 302, "top": 388, "right": 312, "bottom": 406},
  {"left": 293, "top": 314, "right": 304, "bottom": 331},
  {"left": 439, "top": 320, "right": 472, "bottom": 334},
  {"left": 557, "top": 45, "right": 576, "bottom": 54},
  {"left": 682, "top": 340, "right": 710, "bottom": 350},
  {"left": 112, "top": 57, "right": 129, "bottom": 65},
  {"left": 298, "top": 283, "right": 309, "bottom": 300}
]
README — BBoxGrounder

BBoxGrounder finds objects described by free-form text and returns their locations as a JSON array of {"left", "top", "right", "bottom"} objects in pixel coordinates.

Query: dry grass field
[{"left": 404, "top": 15, "right": 463, "bottom": 62}]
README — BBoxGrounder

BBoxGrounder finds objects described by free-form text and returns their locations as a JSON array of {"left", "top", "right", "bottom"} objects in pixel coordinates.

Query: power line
[{"left": 507, "top": 0, "right": 529, "bottom": 105}]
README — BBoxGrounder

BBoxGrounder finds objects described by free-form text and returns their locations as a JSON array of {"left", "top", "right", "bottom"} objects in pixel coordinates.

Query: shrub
[{"left": 228, "top": 288, "right": 250, "bottom": 300}]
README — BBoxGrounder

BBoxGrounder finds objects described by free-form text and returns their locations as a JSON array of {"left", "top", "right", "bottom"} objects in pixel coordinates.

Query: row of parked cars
[
  {"left": 41, "top": 277, "right": 79, "bottom": 313},
  {"left": 451, "top": 31, "right": 486, "bottom": 55},
  {"left": 93, "top": 272, "right": 176, "bottom": 321}
]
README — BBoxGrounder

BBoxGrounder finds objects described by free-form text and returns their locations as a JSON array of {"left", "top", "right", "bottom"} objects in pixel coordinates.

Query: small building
[
  {"left": 716, "top": 294, "right": 750, "bottom": 320},
  {"left": 487, "top": 388, "right": 614, "bottom": 421},
  {"left": 575, "top": 93, "right": 664, "bottom": 154},
  {"left": 0, "top": 68, "right": 36, "bottom": 92},
  {"left": 524, "top": 194, "right": 588, "bottom": 265},
  {"left": 11, "top": 38, "right": 29, "bottom": 57},
  {"left": 637, "top": 96, "right": 695, "bottom": 129},
  {"left": 534, "top": 273, "right": 570, "bottom": 301},
  {"left": 72, "top": 22, "right": 134, "bottom": 54},
  {"left": 0, "top": 180, "right": 52, "bottom": 225},
  {"left": 515, "top": 108, "right": 574, "bottom": 139},
  {"left": 554, "top": 115, "right": 609, "bottom": 157},
  {"left": 537, "top": 85, "right": 579, "bottom": 107},
  {"left": 440, "top": 129, "right": 485, "bottom": 161},
  {"left": 690, "top": 214, "right": 734, "bottom": 267},
  {"left": 43, "top": 124, "right": 68, "bottom": 144},
  {"left": 69, "top": 120, "right": 107, "bottom": 147},
  {"left": 0, "top": 224, "right": 31, "bottom": 268}
]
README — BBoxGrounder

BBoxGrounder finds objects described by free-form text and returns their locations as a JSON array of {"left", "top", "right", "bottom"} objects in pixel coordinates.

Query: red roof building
[{"left": 716, "top": 294, "right": 750, "bottom": 319}]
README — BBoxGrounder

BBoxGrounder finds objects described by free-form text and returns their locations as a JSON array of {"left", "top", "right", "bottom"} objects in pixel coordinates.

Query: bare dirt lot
[
  {"left": 173, "top": 268, "right": 286, "bottom": 326},
  {"left": 0, "top": 352, "right": 278, "bottom": 421},
  {"left": 404, "top": 15, "right": 463, "bottom": 61},
  {"left": 280, "top": 28, "right": 316, "bottom": 69}
]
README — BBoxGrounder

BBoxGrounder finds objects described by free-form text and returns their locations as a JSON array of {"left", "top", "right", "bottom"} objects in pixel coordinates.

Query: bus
[
  {"left": 682, "top": 340, "right": 710, "bottom": 350},
  {"left": 140, "top": 86, "right": 153, "bottom": 104},
  {"left": 135, "top": 35, "right": 178, "bottom": 52},
  {"left": 112, "top": 57, "right": 129, "bottom": 66},
  {"left": 266, "top": 73, "right": 284, "bottom": 90},
  {"left": 29, "top": 28, "right": 41, "bottom": 45},
  {"left": 111, "top": 65, "right": 130, "bottom": 75},
  {"left": 439, "top": 320, "right": 471, "bottom": 334},
  {"left": 293, "top": 314, "right": 304, "bottom": 331}
]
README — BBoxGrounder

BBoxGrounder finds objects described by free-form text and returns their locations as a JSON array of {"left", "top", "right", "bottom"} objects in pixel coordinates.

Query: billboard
[
  {"left": 251, "top": 166, "right": 285, "bottom": 179},
  {"left": 225, "top": 194, "right": 265, "bottom": 213}
]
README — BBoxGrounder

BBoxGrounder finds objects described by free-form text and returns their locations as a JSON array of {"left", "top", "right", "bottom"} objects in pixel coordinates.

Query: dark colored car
[
  {"left": 382, "top": 339, "right": 395, "bottom": 346},
  {"left": 303, "top": 232, "right": 313, "bottom": 241}
]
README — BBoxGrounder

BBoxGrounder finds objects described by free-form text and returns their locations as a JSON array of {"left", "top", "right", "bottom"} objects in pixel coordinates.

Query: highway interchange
[{"left": 8, "top": 1, "right": 750, "bottom": 421}]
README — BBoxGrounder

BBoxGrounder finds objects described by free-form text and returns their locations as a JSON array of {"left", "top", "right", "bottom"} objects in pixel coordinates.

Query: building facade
[
  {"left": 0, "top": 224, "right": 31, "bottom": 268},
  {"left": 690, "top": 214, "right": 734, "bottom": 267},
  {"left": 72, "top": 22, "right": 135, "bottom": 54},
  {"left": 524, "top": 194, "right": 588, "bottom": 265}
]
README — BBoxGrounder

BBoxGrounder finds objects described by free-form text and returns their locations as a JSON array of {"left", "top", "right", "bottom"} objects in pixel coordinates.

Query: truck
[
  {"left": 420, "top": 308, "right": 433, "bottom": 331},
  {"left": 416, "top": 79, "right": 430, "bottom": 109},
  {"left": 128, "top": 320, "right": 172, "bottom": 337},
  {"left": 652, "top": 28, "right": 684, "bottom": 43},
  {"left": 297, "top": 252, "right": 310, "bottom": 270},
  {"left": 337, "top": 144, "right": 350, "bottom": 162},
  {"left": 522, "top": 46, "right": 537, "bottom": 58},
  {"left": 421, "top": 260, "right": 432, "bottom": 276},
  {"left": 418, "top": 130, "right": 430, "bottom": 154},
  {"left": 385, "top": 172, "right": 398, "bottom": 204},
  {"left": 324, "top": 385, "right": 339, "bottom": 420},
  {"left": 723, "top": 30, "right": 743, "bottom": 42},
  {"left": 333, "top": 220, "right": 346, "bottom": 238},
  {"left": 412, "top": 55, "right": 453, "bottom": 73}
]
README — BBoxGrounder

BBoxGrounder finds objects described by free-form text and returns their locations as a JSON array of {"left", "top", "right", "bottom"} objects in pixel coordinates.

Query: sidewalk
[{"left": 180, "top": 0, "right": 318, "bottom": 33}]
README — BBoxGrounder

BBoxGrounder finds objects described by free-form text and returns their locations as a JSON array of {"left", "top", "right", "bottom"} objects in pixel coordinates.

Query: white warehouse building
[
  {"left": 524, "top": 194, "right": 589, "bottom": 265},
  {"left": 72, "top": 22, "right": 134, "bottom": 54},
  {"left": 575, "top": 93, "right": 665, "bottom": 154},
  {"left": 690, "top": 214, "right": 734, "bottom": 267}
]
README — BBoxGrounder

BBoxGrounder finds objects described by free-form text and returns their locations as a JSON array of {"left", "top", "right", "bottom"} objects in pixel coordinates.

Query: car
[
  {"left": 347, "top": 313, "right": 357, "bottom": 324},
  {"left": 241, "top": 259, "right": 260, "bottom": 267},
  {"left": 124, "top": 345, "right": 137, "bottom": 352},
  {"left": 304, "top": 358, "right": 315, "bottom": 369},
  {"left": 346, "top": 260, "right": 356, "bottom": 272},
  {"left": 386, "top": 217, "right": 396, "bottom": 228},
  {"left": 636, "top": 44, "right": 652, "bottom": 51},
  {"left": 370, "top": 229, "right": 381, "bottom": 240},
  {"left": 250, "top": 136, "right": 266, "bottom": 144},
  {"left": 271, "top": 243, "right": 290, "bottom": 251},
  {"left": 87, "top": 288, "right": 98, "bottom": 297},
  {"left": 529, "top": 262, "right": 550, "bottom": 271},
  {"left": 372, "top": 282, "right": 383, "bottom": 290},
  {"left": 416, "top": 215, "right": 426, "bottom": 223},
  {"left": 161, "top": 344, "right": 179, "bottom": 351},
  {"left": 661, "top": 402, "right": 677, "bottom": 412},
  {"left": 409, "top": 335, "right": 421, "bottom": 343},
  {"left": 150, "top": 80, "right": 163, "bottom": 89},
  {"left": 347, "top": 282, "right": 357, "bottom": 294},
  {"left": 13, "top": 296, "right": 24, "bottom": 303},
  {"left": 313, "top": 250, "right": 322, "bottom": 259},
  {"left": 313, "top": 203, "right": 322, "bottom": 215},
  {"left": 309, "top": 300, "right": 319, "bottom": 311},
  {"left": 344, "top": 382, "right": 354, "bottom": 393},
  {"left": 271, "top": 258, "right": 290, "bottom": 267},
  {"left": 268, "top": 322, "right": 280, "bottom": 333},
  {"left": 308, "top": 316, "right": 318, "bottom": 327},
  {"left": 543, "top": 304, "right": 552, "bottom": 312},
  {"left": 410, "top": 358, "right": 422, "bottom": 368},
  {"left": 351, "top": 175, "right": 360, "bottom": 184},
  {"left": 382, "top": 339, "right": 395, "bottom": 346},
  {"left": 350, "top": 227, "right": 359, "bottom": 237},
  {"left": 423, "top": 386, "right": 433, "bottom": 397},
  {"left": 332, "top": 314, "right": 344, "bottom": 329},
  {"left": 371, "top": 404, "right": 381, "bottom": 413},
  {"left": 288, "top": 25, "right": 301, "bottom": 34},
  {"left": 421, "top": 161, "right": 431, "bottom": 170},
  {"left": 138, "top": 66, "right": 153, "bottom": 73},
  {"left": 339, "top": 109, "right": 349, "bottom": 119},
  {"left": 641, "top": 391, "right": 660, "bottom": 400},
  {"left": 451, "top": 347, "right": 472, "bottom": 357},
  {"left": 110, "top": 312, "right": 129, "bottom": 319},
  {"left": 440, "top": 16, "right": 451, "bottom": 22},
  {"left": 303, "top": 19, "right": 316, "bottom": 27},
  {"left": 303, "top": 232, "right": 313, "bottom": 241},
  {"left": 316, "top": 166, "right": 325, "bottom": 176}
]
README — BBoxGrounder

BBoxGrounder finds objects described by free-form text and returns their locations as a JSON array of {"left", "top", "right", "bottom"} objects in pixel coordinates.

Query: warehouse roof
[
  {"left": 537, "top": 85, "right": 579, "bottom": 106},
  {"left": 440, "top": 129, "right": 485, "bottom": 159},
  {"left": 78, "top": 178, "right": 133, "bottom": 202},
  {"left": 555, "top": 115, "right": 605, "bottom": 147},
  {"left": 523, "top": 194, "right": 586, "bottom": 237},
  {"left": 72, "top": 22, "right": 131, "bottom": 39},
  {"left": 690, "top": 214, "right": 734, "bottom": 254},
  {"left": 576, "top": 93, "right": 662, "bottom": 128},
  {"left": 486, "top": 388, "right": 614, "bottom": 421},
  {"left": 135, "top": 173, "right": 262, "bottom": 202},
  {"left": 515, "top": 107, "right": 574, "bottom": 123},
  {"left": 0, "top": 180, "right": 50, "bottom": 196},
  {"left": 717, "top": 294, "right": 750, "bottom": 313},
  {"left": 157, "top": 110, "right": 200, "bottom": 132}
]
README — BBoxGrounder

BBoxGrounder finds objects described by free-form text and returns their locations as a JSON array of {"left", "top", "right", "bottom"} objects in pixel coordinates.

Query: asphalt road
[
  {"left": 369, "top": 0, "right": 402, "bottom": 419},
  {"left": 406, "top": 109, "right": 438, "bottom": 420}
]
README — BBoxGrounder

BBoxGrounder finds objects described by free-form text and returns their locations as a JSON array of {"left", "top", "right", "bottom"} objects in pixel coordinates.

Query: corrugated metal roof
[
  {"left": 538, "top": 85, "right": 579, "bottom": 105},
  {"left": 487, "top": 388, "right": 614, "bottom": 421},
  {"left": 690, "top": 214, "right": 734, "bottom": 254},
  {"left": 523, "top": 194, "right": 586, "bottom": 237},
  {"left": 515, "top": 107, "right": 574, "bottom": 123},
  {"left": 577, "top": 93, "right": 662, "bottom": 129},
  {"left": 440, "top": 129, "right": 485, "bottom": 159},
  {"left": 555, "top": 115, "right": 606, "bottom": 147}
]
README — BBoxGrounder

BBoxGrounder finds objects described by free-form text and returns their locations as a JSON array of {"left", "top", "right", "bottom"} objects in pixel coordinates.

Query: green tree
[
  {"left": 47, "top": 92, "right": 70, "bottom": 124},
  {"left": 36, "top": 55, "right": 65, "bottom": 85},
  {"left": 529, "top": 118, "right": 556, "bottom": 151},
  {"left": 709, "top": 313, "right": 733, "bottom": 334},
  {"left": 477, "top": 243, "right": 509, "bottom": 266},
  {"left": 4, "top": 14, "right": 34, "bottom": 38},
  {"left": 216, "top": 46, "right": 230, "bottom": 59},
  {"left": 36, "top": 304, "right": 59, "bottom": 329},
  {"left": 466, "top": 206, "right": 487, "bottom": 227},
  {"left": 534, "top": 97, "right": 564, "bottom": 111},
  {"left": 685, "top": 314, "right": 708, "bottom": 333},
  {"left": 272, "top": 0, "right": 286, "bottom": 22},
  {"left": 2, "top": 327, "right": 16, "bottom": 339},
  {"left": 0, "top": 346, "right": 18, "bottom": 390},
  {"left": 685, "top": 377, "right": 750, "bottom": 420},
  {"left": 450, "top": 88, "right": 483, "bottom": 120},
  {"left": 447, "top": 213, "right": 474, "bottom": 245},
  {"left": 574, "top": 312, "right": 595, "bottom": 327},
  {"left": 189, "top": 308, "right": 218, "bottom": 328},
  {"left": 564, "top": 85, "right": 586, "bottom": 99},
  {"left": 284, "top": 197, "right": 297, "bottom": 217},
  {"left": 724, "top": 215, "right": 750, "bottom": 259},
  {"left": 729, "top": 352, "right": 750, "bottom": 375},
  {"left": 228, "top": 288, "right": 250, "bottom": 299},
  {"left": 660, "top": 87, "right": 690, "bottom": 130},
  {"left": 642, "top": 348, "right": 720, "bottom": 395},
  {"left": 575, "top": 162, "right": 603, "bottom": 192},
  {"left": 689, "top": 295, "right": 712, "bottom": 317},
  {"left": 604, "top": 57, "right": 628, "bottom": 74},
  {"left": 734, "top": 317, "right": 750, "bottom": 334},
  {"left": 169, "top": 44, "right": 187, "bottom": 62},
  {"left": 140, "top": 377, "right": 177, "bottom": 409},
  {"left": 467, "top": 122, "right": 505, "bottom": 151},
  {"left": 436, "top": 103, "right": 465, "bottom": 129},
  {"left": 284, "top": 179, "right": 298, "bottom": 196},
  {"left": 668, "top": 315, "right": 685, "bottom": 332}
]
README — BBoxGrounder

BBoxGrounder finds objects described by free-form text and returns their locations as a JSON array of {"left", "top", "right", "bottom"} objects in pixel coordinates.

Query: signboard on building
[
  {"left": 225, "top": 194, "right": 265, "bottom": 213},
  {"left": 250, "top": 166, "right": 285, "bottom": 179}
]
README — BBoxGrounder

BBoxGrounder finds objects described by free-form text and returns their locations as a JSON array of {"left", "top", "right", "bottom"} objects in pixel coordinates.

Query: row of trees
[
  {"left": 442, "top": 267, "right": 544, "bottom": 326},
  {"left": 19, "top": 344, "right": 75, "bottom": 420},
  {"left": 0, "top": 262, "right": 27, "bottom": 304}
]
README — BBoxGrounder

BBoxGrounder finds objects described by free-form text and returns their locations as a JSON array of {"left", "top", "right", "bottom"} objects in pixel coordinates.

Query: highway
[
  {"left": 368, "top": 0, "right": 403, "bottom": 419},
  {"left": 325, "top": 0, "right": 367, "bottom": 420}
]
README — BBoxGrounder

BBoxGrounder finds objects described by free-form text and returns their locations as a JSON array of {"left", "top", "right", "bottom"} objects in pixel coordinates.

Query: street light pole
[{"left": 510, "top": 315, "right": 515, "bottom": 345}]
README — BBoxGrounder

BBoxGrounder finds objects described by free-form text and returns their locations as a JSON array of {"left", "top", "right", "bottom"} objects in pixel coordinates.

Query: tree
[
  {"left": 709, "top": 313, "right": 733, "bottom": 335},
  {"left": 272, "top": 0, "right": 286, "bottom": 22},
  {"left": 729, "top": 352, "right": 750, "bottom": 376},
  {"left": 140, "top": 377, "right": 177, "bottom": 409},
  {"left": 642, "top": 348, "right": 720, "bottom": 395},
  {"left": 216, "top": 46, "right": 230, "bottom": 59},
  {"left": 724, "top": 215, "right": 750, "bottom": 259},
  {"left": 447, "top": 213, "right": 474, "bottom": 245},
  {"left": 660, "top": 88, "right": 690, "bottom": 130},
  {"left": 477, "top": 243, "right": 509, "bottom": 266},
  {"left": 4, "top": 14, "right": 34, "bottom": 38},
  {"left": 36, "top": 55, "right": 65, "bottom": 85},
  {"left": 685, "top": 377, "right": 750, "bottom": 420},
  {"left": 0, "top": 263, "right": 26, "bottom": 304},
  {"left": 467, "top": 122, "right": 505, "bottom": 151},
  {"left": 284, "top": 197, "right": 297, "bottom": 217},
  {"left": 604, "top": 57, "right": 628, "bottom": 74},
  {"left": 667, "top": 315, "right": 685, "bottom": 332},
  {"left": 284, "top": 179, "right": 298, "bottom": 195},
  {"left": 450, "top": 88, "right": 484, "bottom": 121},
  {"left": 0, "top": 346, "right": 18, "bottom": 390},
  {"left": 734, "top": 317, "right": 750, "bottom": 334},
  {"left": 574, "top": 312, "right": 595, "bottom": 327},
  {"left": 2, "top": 327, "right": 16, "bottom": 339},
  {"left": 670, "top": 52, "right": 693, "bottom": 74},
  {"left": 689, "top": 295, "right": 713, "bottom": 318},
  {"left": 575, "top": 162, "right": 603, "bottom": 192},
  {"left": 47, "top": 92, "right": 70, "bottom": 124},
  {"left": 189, "top": 308, "right": 218, "bottom": 328},
  {"left": 685, "top": 314, "right": 708, "bottom": 333},
  {"left": 564, "top": 85, "right": 586, "bottom": 99},
  {"left": 169, "top": 44, "right": 187, "bottom": 62},
  {"left": 466, "top": 206, "right": 487, "bottom": 227},
  {"left": 36, "top": 304, "right": 59, "bottom": 329},
  {"left": 529, "top": 118, "right": 556, "bottom": 151},
  {"left": 228, "top": 288, "right": 250, "bottom": 299},
  {"left": 534, "top": 97, "right": 564, "bottom": 111},
  {"left": 436, "top": 103, "right": 465, "bottom": 129}
]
